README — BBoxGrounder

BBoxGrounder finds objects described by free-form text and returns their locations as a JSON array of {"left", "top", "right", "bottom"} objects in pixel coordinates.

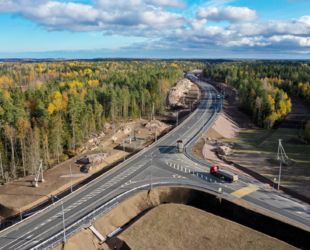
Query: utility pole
[
  {"left": 176, "top": 111, "right": 179, "bottom": 126},
  {"left": 276, "top": 139, "right": 288, "bottom": 190},
  {"left": 154, "top": 128, "right": 157, "bottom": 142},
  {"left": 152, "top": 102, "right": 155, "bottom": 121},
  {"left": 33, "top": 159, "right": 45, "bottom": 187},
  {"left": 61, "top": 201, "right": 66, "bottom": 243},
  {"left": 123, "top": 139, "right": 126, "bottom": 161}
]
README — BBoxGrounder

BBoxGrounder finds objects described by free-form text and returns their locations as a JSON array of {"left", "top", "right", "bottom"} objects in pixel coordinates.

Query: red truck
[{"left": 210, "top": 165, "right": 238, "bottom": 182}]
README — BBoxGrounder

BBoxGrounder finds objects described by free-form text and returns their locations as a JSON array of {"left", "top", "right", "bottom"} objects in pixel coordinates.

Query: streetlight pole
[
  {"left": 277, "top": 161, "right": 282, "bottom": 190},
  {"left": 150, "top": 152, "right": 153, "bottom": 190},
  {"left": 61, "top": 201, "right": 66, "bottom": 243},
  {"left": 69, "top": 164, "right": 73, "bottom": 193},
  {"left": 123, "top": 139, "right": 126, "bottom": 161},
  {"left": 154, "top": 128, "right": 157, "bottom": 142}
]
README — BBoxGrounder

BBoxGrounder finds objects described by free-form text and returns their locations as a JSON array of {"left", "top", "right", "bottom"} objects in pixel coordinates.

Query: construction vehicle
[
  {"left": 210, "top": 165, "right": 238, "bottom": 182},
  {"left": 176, "top": 139, "right": 184, "bottom": 153}
]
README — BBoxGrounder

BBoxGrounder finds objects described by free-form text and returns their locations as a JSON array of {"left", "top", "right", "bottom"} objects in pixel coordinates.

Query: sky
[{"left": 0, "top": 0, "right": 309, "bottom": 59}]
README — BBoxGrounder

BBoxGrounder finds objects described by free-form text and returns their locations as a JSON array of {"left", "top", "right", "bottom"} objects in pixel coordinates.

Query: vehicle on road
[
  {"left": 176, "top": 139, "right": 184, "bottom": 153},
  {"left": 210, "top": 165, "right": 238, "bottom": 182}
]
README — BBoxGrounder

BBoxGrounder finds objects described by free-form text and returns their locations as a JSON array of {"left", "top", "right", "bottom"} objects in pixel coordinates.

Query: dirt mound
[
  {"left": 168, "top": 79, "right": 195, "bottom": 108},
  {"left": 145, "top": 120, "right": 169, "bottom": 131},
  {"left": 212, "top": 113, "right": 239, "bottom": 139},
  {"left": 54, "top": 187, "right": 297, "bottom": 250},
  {"left": 120, "top": 204, "right": 295, "bottom": 250}
]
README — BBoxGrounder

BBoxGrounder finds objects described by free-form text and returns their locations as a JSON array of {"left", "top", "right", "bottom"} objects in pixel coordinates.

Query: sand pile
[
  {"left": 212, "top": 113, "right": 239, "bottom": 139},
  {"left": 145, "top": 120, "right": 169, "bottom": 131},
  {"left": 168, "top": 79, "right": 194, "bottom": 108}
]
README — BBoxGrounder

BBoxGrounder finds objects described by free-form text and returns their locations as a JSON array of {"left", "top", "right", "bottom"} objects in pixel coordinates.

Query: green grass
[{"left": 227, "top": 128, "right": 310, "bottom": 161}]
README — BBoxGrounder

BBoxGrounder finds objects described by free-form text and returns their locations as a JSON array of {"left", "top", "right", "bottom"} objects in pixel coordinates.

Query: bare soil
[
  {"left": 0, "top": 119, "right": 170, "bottom": 220},
  {"left": 167, "top": 78, "right": 200, "bottom": 109},
  {"left": 54, "top": 188, "right": 295, "bottom": 250},
  {"left": 0, "top": 77, "right": 200, "bottom": 221},
  {"left": 54, "top": 187, "right": 192, "bottom": 250},
  {"left": 120, "top": 204, "right": 295, "bottom": 250}
]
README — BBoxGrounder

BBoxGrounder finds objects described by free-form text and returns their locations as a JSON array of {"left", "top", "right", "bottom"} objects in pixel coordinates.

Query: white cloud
[
  {"left": 0, "top": 0, "right": 309, "bottom": 56},
  {"left": 197, "top": 6, "right": 257, "bottom": 22},
  {"left": 268, "top": 35, "right": 310, "bottom": 47},
  {"left": 299, "top": 16, "right": 310, "bottom": 26},
  {"left": 190, "top": 18, "right": 207, "bottom": 30},
  {"left": 158, "top": 15, "right": 310, "bottom": 54},
  {"left": 229, "top": 17, "right": 310, "bottom": 37},
  {"left": 0, "top": 0, "right": 185, "bottom": 33}
]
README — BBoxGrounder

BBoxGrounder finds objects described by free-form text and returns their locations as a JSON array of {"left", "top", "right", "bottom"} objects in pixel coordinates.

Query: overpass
[{"left": 0, "top": 74, "right": 309, "bottom": 249}]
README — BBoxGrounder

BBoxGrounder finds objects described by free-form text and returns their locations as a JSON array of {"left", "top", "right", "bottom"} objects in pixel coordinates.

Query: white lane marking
[
  {"left": 5, "top": 234, "right": 34, "bottom": 250},
  {"left": 4, "top": 162, "right": 149, "bottom": 249}
]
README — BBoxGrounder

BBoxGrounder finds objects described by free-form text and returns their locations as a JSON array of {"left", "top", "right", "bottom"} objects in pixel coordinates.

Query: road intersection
[{"left": 0, "top": 74, "right": 309, "bottom": 249}]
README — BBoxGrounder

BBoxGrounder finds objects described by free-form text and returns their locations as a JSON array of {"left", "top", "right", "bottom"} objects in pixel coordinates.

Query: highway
[{"left": 0, "top": 74, "right": 309, "bottom": 249}]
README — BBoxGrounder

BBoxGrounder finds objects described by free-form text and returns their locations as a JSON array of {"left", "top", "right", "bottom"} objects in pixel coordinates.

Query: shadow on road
[{"left": 158, "top": 146, "right": 176, "bottom": 154}]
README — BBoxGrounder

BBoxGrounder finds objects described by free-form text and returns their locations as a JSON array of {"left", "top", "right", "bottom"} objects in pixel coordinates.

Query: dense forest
[
  {"left": 203, "top": 62, "right": 310, "bottom": 129},
  {"left": 0, "top": 60, "right": 204, "bottom": 181}
]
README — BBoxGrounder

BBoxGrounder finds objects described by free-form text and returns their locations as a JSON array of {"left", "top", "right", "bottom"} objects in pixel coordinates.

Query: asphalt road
[{"left": 0, "top": 74, "right": 309, "bottom": 250}]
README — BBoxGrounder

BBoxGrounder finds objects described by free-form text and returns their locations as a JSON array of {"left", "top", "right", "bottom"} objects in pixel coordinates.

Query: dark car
[{"left": 80, "top": 164, "right": 90, "bottom": 173}]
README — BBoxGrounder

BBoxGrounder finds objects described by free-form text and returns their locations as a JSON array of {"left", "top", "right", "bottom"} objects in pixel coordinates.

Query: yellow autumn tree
[
  {"left": 267, "top": 94, "right": 275, "bottom": 112},
  {"left": 264, "top": 112, "right": 279, "bottom": 128},
  {"left": 87, "top": 79, "right": 99, "bottom": 87},
  {"left": 47, "top": 91, "right": 67, "bottom": 114},
  {"left": 0, "top": 76, "right": 13, "bottom": 88}
]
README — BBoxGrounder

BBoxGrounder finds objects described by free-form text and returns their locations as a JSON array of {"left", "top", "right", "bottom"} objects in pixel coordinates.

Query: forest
[
  {"left": 203, "top": 62, "right": 310, "bottom": 129},
  {"left": 0, "top": 60, "right": 204, "bottom": 181}
]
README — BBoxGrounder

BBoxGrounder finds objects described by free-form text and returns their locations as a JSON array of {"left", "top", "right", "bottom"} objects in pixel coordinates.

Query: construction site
[{"left": 0, "top": 77, "right": 200, "bottom": 227}]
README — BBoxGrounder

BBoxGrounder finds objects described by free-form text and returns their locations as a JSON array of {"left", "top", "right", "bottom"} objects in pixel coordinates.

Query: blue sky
[{"left": 0, "top": 0, "right": 309, "bottom": 59}]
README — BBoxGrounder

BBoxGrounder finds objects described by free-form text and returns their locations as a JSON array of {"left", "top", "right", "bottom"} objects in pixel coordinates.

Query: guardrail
[
  {"left": 0, "top": 77, "right": 205, "bottom": 238},
  {"left": 0, "top": 75, "right": 215, "bottom": 250},
  {"left": 184, "top": 81, "right": 220, "bottom": 166},
  {"left": 0, "top": 76, "right": 209, "bottom": 249},
  {"left": 31, "top": 180, "right": 221, "bottom": 250}
]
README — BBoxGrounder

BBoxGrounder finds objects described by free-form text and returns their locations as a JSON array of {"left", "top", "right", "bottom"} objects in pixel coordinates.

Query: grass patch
[
  {"left": 226, "top": 127, "right": 310, "bottom": 198},
  {"left": 231, "top": 128, "right": 310, "bottom": 161}
]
